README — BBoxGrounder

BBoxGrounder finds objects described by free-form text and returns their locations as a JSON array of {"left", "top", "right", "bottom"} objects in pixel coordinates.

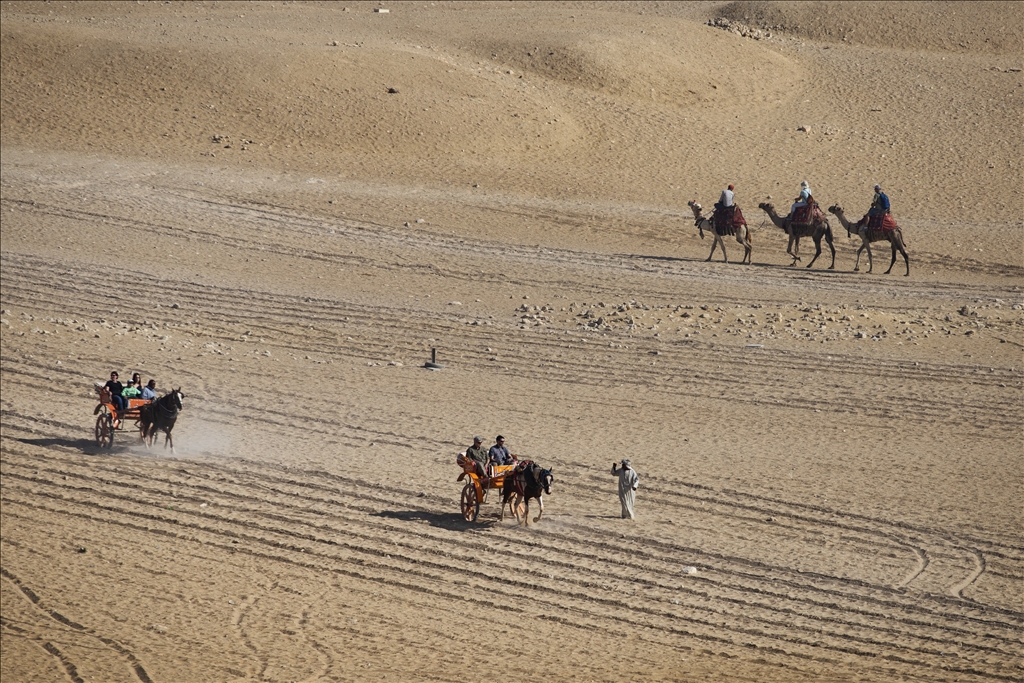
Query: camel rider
[
  {"left": 868, "top": 184, "right": 890, "bottom": 216},
  {"left": 791, "top": 180, "right": 813, "bottom": 216},
  {"left": 715, "top": 184, "right": 735, "bottom": 212},
  {"left": 465, "top": 436, "right": 490, "bottom": 480}
]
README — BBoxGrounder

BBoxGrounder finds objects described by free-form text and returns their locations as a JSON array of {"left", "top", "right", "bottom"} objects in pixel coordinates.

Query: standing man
[
  {"left": 465, "top": 436, "right": 490, "bottom": 479},
  {"left": 489, "top": 435, "right": 512, "bottom": 466},
  {"left": 611, "top": 459, "right": 639, "bottom": 520}
]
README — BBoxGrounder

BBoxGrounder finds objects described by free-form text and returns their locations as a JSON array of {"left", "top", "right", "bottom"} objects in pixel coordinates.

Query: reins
[{"left": 156, "top": 393, "right": 180, "bottom": 416}]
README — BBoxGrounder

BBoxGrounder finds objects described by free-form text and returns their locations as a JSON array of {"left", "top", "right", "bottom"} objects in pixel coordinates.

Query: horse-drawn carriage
[
  {"left": 456, "top": 453, "right": 553, "bottom": 525},
  {"left": 93, "top": 385, "right": 184, "bottom": 450},
  {"left": 93, "top": 386, "right": 150, "bottom": 448}
]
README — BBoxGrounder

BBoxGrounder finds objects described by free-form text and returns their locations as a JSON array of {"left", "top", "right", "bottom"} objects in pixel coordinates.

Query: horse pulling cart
[{"left": 93, "top": 386, "right": 150, "bottom": 448}]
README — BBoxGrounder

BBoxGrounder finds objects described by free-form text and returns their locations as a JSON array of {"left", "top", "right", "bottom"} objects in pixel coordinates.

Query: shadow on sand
[
  {"left": 17, "top": 436, "right": 100, "bottom": 451},
  {"left": 375, "top": 509, "right": 503, "bottom": 532}
]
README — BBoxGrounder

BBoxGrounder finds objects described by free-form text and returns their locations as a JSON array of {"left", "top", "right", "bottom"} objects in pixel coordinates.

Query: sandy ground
[{"left": 1, "top": 2, "right": 1022, "bottom": 682}]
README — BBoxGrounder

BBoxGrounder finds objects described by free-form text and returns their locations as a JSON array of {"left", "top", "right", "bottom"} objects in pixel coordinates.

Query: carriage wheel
[
  {"left": 95, "top": 412, "right": 114, "bottom": 449},
  {"left": 460, "top": 483, "right": 480, "bottom": 522}
]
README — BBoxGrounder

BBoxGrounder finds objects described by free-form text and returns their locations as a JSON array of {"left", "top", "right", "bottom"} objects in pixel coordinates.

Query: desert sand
[{"left": 1, "top": 2, "right": 1022, "bottom": 681}]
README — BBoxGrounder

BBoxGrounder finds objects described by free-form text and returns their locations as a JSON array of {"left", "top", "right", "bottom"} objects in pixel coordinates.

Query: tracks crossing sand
[{"left": 2, "top": 1, "right": 1022, "bottom": 681}]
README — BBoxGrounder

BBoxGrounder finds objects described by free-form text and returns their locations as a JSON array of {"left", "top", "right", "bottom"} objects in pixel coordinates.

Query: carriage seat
[{"left": 127, "top": 398, "right": 152, "bottom": 410}]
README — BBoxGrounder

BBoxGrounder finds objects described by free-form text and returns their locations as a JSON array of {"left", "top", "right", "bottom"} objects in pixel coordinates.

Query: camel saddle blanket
[
  {"left": 861, "top": 228, "right": 892, "bottom": 242},
  {"left": 713, "top": 206, "right": 746, "bottom": 235},
  {"left": 858, "top": 213, "right": 899, "bottom": 232},
  {"left": 791, "top": 204, "right": 825, "bottom": 227}
]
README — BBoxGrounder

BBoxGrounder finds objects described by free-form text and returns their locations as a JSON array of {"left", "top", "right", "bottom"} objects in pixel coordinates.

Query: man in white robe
[{"left": 612, "top": 459, "right": 639, "bottom": 519}]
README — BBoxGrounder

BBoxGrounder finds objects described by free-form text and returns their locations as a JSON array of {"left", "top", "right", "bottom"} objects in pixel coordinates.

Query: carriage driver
[
  {"left": 140, "top": 379, "right": 157, "bottom": 400},
  {"left": 465, "top": 436, "right": 490, "bottom": 480},
  {"left": 489, "top": 435, "right": 513, "bottom": 466}
]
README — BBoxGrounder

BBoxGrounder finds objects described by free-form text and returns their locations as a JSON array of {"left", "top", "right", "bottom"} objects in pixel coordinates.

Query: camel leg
[
  {"left": 534, "top": 496, "right": 544, "bottom": 523},
  {"left": 719, "top": 235, "right": 728, "bottom": 263},
  {"left": 787, "top": 235, "right": 802, "bottom": 263},
  {"left": 824, "top": 230, "right": 836, "bottom": 270},
  {"left": 737, "top": 232, "right": 751, "bottom": 264},
  {"left": 853, "top": 243, "right": 865, "bottom": 271},
  {"left": 900, "top": 245, "right": 910, "bottom": 276},
  {"left": 705, "top": 236, "right": 718, "bottom": 262},
  {"left": 884, "top": 246, "right": 896, "bottom": 274},
  {"left": 805, "top": 236, "right": 822, "bottom": 269}
]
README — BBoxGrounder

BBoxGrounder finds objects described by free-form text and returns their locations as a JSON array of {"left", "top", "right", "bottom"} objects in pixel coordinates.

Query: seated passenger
[
  {"left": 140, "top": 379, "right": 157, "bottom": 401},
  {"left": 791, "top": 180, "right": 813, "bottom": 217},
  {"left": 122, "top": 379, "right": 142, "bottom": 402},
  {"left": 465, "top": 436, "right": 490, "bottom": 479},
  {"left": 489, "top": 435, "right": 512, "bottom": 466},
  {"left": 104, "top": 371, "right": 126, "bottom": 412},
  {"left": 868, "top": 184, "right": 890, "bottom": 216},
  {"left": 715, "top": 184, "right": 735, "bottom": 212}
]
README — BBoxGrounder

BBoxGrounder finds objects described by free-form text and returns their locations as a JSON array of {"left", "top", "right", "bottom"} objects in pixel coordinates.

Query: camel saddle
[
  {"left": 713, "top": 206, "right": 746, "bottom": 235},
  {"left": 857, "top": 213, "right": 899, "bottom": 232},
  {"left": 791, "top": 203, "right": 825, "bottom": 227}
]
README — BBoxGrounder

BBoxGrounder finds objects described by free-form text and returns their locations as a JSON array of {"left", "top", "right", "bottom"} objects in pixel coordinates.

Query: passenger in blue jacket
[{"left": 869, "top": 184, "right": 890, "bottom": 216}]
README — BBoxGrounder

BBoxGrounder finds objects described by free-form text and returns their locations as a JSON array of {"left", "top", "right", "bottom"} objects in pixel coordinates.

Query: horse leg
[
  {"left": 533, "top": 495, "right": 544, "bottom": 524},
  {"left": 521, "top": 497, "right": 530, "bottom": 527},
  {"left": 500, "top": 487, "right": 514, "bottom": 521},
  {"left": 165, "top": 429, "right": 174, "bottom": 453}
]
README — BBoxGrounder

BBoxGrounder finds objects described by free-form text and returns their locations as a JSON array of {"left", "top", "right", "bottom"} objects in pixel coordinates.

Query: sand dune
[{"left": 2, "top": 2, "right": 1022, "bottom": 682}]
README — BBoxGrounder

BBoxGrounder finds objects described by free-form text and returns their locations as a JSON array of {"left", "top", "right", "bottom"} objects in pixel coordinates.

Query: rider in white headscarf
[
  {"left": 612, "top": 459, "right": 639, "bottom": 520},
  {"left": 791, "top": 180, "right": 812, "bottom": 216}
]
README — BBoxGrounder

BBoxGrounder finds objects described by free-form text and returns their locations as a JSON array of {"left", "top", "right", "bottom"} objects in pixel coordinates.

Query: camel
[
  {"left": 828, "top": 205, "right": 910, "bottom": 276},
  {"left": 757, "top": 202, "right": 836, "bottom": 269},
  {"left": 687, "top": 200, "right": 752, "bottom": 265}
]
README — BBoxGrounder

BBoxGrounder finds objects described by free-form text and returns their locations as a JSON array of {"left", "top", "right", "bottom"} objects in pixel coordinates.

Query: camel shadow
[
  {"left": 376, "top": 509, "right": 497, "bottom": 532},
  {"left": 621, "top": 253, "right": 703, "bottom": 265}
]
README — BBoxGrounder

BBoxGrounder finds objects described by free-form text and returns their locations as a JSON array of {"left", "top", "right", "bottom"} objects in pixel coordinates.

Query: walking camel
[
  {"left": 757, "top": 202, "right": 836, "bottom": 270},
  {"left": 687, "top": 200, "right": 753, "bottom": 265},
  {"left": 827, "top": 205, "right": 910, "bottom": 276}
]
